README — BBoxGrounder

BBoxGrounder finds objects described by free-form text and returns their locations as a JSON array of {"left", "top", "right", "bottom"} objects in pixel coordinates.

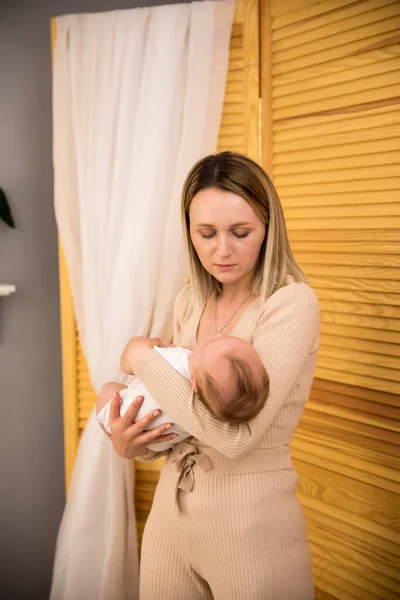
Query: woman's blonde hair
[{"left": 181, "top": 151, "right": 307, "bottom": 308}]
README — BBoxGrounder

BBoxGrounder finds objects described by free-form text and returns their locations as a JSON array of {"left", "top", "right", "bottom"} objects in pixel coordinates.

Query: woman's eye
[
  {"left": 233, "top": 231, "right": 250, "bottom": 239},
  {"left": 201, "top": 232, "right": 216, "bottom": 239}
]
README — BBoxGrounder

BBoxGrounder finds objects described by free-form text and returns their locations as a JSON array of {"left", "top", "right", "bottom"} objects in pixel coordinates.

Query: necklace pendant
[{"left": 214, "top": 292, "right": 253, "bottom": 336}]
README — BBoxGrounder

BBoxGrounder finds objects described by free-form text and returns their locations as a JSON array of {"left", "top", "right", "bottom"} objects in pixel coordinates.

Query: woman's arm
[
  {"left": 106, "top": 287, "right": 192, "bottom": 461},
  {"left": 134, "top": 283, "right": 320, "bottom": 459}
]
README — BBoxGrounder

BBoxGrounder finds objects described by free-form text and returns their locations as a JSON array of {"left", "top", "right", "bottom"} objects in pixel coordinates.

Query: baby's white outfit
[{"left": 97, "top": 346, "right": 191, "bottom": 451}]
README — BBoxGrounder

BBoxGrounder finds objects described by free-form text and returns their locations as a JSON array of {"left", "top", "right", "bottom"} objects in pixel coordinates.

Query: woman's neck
[{"left": 218, "top": 280, "right": 253, "bottom": 305}]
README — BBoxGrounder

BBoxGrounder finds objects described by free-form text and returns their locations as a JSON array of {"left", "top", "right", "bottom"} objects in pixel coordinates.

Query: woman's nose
[{"left": 216, "top": 235, "right": 232, "bottom": 257}]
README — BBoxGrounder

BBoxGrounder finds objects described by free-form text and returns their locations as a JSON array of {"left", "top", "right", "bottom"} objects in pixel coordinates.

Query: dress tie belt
[
  {"left": 168, "top": 440, "right": 293, "bottom": 511},
  {"left": 171, "top": 442, "right": 212, "bottom": 493}
]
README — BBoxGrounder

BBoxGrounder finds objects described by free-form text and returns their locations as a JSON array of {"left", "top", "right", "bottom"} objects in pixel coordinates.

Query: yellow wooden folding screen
[{"left": 261, "top": 1, "right": 400, "bottom": 598}]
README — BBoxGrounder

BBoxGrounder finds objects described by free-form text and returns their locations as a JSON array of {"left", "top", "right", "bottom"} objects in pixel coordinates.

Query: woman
[{"left": 107, "top": 152, "right": 320, "bottom": 599}]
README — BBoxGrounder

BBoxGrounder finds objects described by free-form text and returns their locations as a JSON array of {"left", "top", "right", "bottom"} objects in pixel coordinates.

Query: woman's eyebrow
[{"left": 197, "top": 221, "right": 252, "bottom": 227}]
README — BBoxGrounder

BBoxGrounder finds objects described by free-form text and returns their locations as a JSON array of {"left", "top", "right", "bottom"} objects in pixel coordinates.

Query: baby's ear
[{"left": 191, "top": 376, "right": 199, "bottom": 393}]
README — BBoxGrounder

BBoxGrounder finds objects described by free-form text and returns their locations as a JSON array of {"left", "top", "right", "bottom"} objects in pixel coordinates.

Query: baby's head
[{"left": 188, "top": 336, "right": 269, "bottom": 425}]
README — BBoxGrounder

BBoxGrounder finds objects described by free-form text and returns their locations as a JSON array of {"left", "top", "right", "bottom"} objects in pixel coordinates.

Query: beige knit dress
[{"left": 135, "top": 281, "right": 320, "bottom": 600}]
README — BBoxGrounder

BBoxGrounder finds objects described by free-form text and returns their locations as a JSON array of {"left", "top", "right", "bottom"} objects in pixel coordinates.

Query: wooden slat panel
[
  {"left": 320, "top": 306, "right": 399, "bottom": 332},
  {"left": 307, "top": 276, "right": 400, "bottom": 297},
  {"left": 273, "top": 14, "right": 400, "bottom": 63},
  {"left": 294, "top": 252, "right": 400, "bottom": 267},
  {"left": 77, "top": 338, "right": 95, "bottom": 433},
  {"left": 293, "top": 442, "right": 400, "bottom": 496},
  {"left": 320, "top": 333, "right": 400, "bottom": 362},
  {"left": 317, "top": 354, "right": 399, "bottom": 385},
  {"left": 278, "top": 178, "right": 400, "bottom": 196},
  {"left": 275, "top": 42, "right": 400, "bottom": 90},
  {"left": 287, "top": 215, "right": 400, "bottom": 230},
  {"left": 318, "top": 296, "right": 400, "bottom": 317},
  {"left": 293, "top": 434, "right": 400, "bottom": 491},
  {"left": 271, "top": 0, "right": 371, "bottom": 25},
  {"left": 273, "top": 28, "right": 400, "bottom": 76},
  {"left": 307, "top": 399, "right": 400, "bottom": 432},
  {"left": 275, "top": 150, "right": 400, "bottom": 173},
  {"left": 292, "top": 239, "right": 400, "bottom": 258},
  {"left": 320, "top": 320, "right": 400, "bottom": 353},
  {"left": 273, "top": 104, "right": 400, "bottom": 134},
  {"left": 276, "top": 133, "right": 400, "bottom": 162},
  {"left": 315, "top": 366, "right": 399, "bottom": 396},
  {"left": 265, "top": 1, "right": 400, "bottom": 597},
  {"left": 299, "top": 415, "right": 400, "bottom": 459},
  {"left": 314, "top": 288, "right": 400, "bottom": 308},
  {"left": 284, "top": 191, "right": 399, "bottom": 208},
  {"left": 272, "top": 0, "right": 399, "bottom": 42},
  {"left": 220, "top": 112, "right": 248, "bottom": 126},
  {"left": 295, "top": 462, "right": 400, "bottom": 538},
  {"left": 286, "top": 204, "right": 400, "bottom": 222},
  {"left": 318, "top": 346, "right": 399, "bottom": 380},
  {"left": 305, "top": 519, "right": 400, "bottom": 583},
  {"left": 315, "top": 589, "right": 339, "bottom": 600},
  {"left": 304, "top": 480, "right": 400, "bottom": 558},
  {"left": 273, "top": 84, "right": 400, "bottom": 120},
  {"left": 304, "top": 263, "right": 400, "bottom": 281},
  {"left": 274, "top": 56, "right": 400, "bottom": 99},
  {"left": 288, "top": 228, "right": 400, "bottom": 242},
  {"left": 309, "top": 541, "right": 400, "bottom": 599},
  {"left": 311, "top": 376, "right": 399, "bottom": 405},
  {"left": 273, "top": 3, "right": 400, "bottom": 53},
  {"left": 276, "top": 164, "right": 399, "bottom": 186}
]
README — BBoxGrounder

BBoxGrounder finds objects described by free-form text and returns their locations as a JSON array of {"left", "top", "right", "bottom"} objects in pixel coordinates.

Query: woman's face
[{"left": 189, "top": 188, "right": 266, "bottom": 288}]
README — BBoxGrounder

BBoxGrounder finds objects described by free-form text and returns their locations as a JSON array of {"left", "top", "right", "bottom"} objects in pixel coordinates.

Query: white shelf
[{"left": 0, "top": 284, "right": 16, "bottom": 297}]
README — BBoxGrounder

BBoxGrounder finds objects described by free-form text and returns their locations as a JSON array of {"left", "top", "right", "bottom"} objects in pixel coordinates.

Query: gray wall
[{"left": 0, "top": 0, "right": 186, "bottom": 597}]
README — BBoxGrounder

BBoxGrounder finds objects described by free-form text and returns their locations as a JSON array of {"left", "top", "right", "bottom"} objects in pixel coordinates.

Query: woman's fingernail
[
  {"left": 136, "top": 396, "right": 144, "bottom": 404},
  {"left": 164, "top": 424, "right": 173, "bottom": 430},
  {"left": 171, "top": 434, "right": 178, "bottom": 438},
  {"left": 153, "top": 409, "right": 161, "bottom": 416}
]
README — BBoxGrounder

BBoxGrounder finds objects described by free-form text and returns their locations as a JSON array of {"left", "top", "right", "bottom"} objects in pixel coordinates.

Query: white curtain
[{"left": 50, "top": 1, "right": 235, "bottom": 599}]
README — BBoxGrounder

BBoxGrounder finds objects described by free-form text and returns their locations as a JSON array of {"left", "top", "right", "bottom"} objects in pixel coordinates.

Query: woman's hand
[
  {"left": 108, "top": 391, "right": 177, "bottom": 459},
  {"left": 120, "top": 336, "right": 161, "bottom": 374}
]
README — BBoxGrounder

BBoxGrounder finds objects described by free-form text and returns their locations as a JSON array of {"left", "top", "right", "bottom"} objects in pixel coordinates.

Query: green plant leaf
[{"left": 0, "top": 188, "right": 16, "bottom": 228}]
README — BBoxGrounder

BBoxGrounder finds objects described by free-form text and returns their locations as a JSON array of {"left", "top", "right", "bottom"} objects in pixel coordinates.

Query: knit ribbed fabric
[{"left": 136, "top": 282, "right": 320, "bottom": 599}]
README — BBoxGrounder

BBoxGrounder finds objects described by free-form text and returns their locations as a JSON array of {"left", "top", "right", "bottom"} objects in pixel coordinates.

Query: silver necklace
[{"left": 214, "top": 293, "right": 253, "bottom": 334}]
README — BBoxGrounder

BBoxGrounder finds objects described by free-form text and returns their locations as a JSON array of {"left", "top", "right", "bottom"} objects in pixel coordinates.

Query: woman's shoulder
[
  {"left": 253, "top": 281, "right": 320, "bottom": 353},
  {"left": 258, "top": 281, "right": 319, "bottom": 319},
  {"left": 276, "top": 281, "right": 319, "bottom": 304}
]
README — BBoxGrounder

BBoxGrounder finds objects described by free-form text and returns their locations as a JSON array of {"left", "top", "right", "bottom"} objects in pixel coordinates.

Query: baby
[{"left": 97, "top": 335, "right": 269, "bottom": 452}]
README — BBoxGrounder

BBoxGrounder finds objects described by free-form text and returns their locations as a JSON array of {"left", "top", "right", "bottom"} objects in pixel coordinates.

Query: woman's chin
[{"left": 212, "top": 269, "right": 241, "bottom": 284}]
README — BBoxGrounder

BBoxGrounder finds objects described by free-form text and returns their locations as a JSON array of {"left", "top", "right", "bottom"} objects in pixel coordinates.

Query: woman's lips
[{"left": 215, "top": 264, "right": 236, "bottom": 270}]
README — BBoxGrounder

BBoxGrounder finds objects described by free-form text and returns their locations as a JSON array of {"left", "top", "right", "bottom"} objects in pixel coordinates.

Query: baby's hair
[{"left": 196, "top": 355, "right": 269, "bottom": 425}]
